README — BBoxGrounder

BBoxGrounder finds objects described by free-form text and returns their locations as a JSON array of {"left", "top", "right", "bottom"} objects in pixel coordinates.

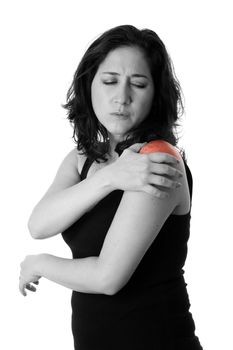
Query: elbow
[
  {"left": 104, "top": 283, "right": 122, "bottom": 296},
  {"left": 102, "top": 284, "right": 115, "bottom": 296},
  {"left": 28, "top": 219, "right": 59, "bottom": 240},
  {"left": 101, "top": 273, "right": 123, "bottom": 296},
  {"left": 104, "top": 287, "right": 118, "bottom": 296},
  {"left": 27, "top": 209, "right": 58, "bottom": 239},
  {"left": 27, "top": 217, "right": 48, "bottom": 239},
  {"left": 27, "top": 209, "right": 41, "bottom": 239},
  {"left": 27, "top": 220, "right": 42, "bottom": 239},
  {"left": 98, "top": 261, "right": 127, "bottom": 296}
]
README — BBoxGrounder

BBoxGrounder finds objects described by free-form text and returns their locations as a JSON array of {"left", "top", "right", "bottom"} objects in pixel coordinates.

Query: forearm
[
  {"left": 28, "top": 167, "right": 114, "bottom": 239},
  {"left": 37, "top": 253, "right": 108, "bottom": 294}
]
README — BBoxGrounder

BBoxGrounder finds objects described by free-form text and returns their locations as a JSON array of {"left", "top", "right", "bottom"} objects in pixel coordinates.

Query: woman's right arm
[
  {"left": 28, "top": 144, "right": 182, "bottom": 239},
  {"left": 28, "top": 148, "right": 114, "bottom": 239}
]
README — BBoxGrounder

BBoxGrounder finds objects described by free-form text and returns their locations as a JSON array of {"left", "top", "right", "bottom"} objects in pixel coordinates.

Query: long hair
[{"left": 62, "top": 24, "right": 186, "bottom": 163}]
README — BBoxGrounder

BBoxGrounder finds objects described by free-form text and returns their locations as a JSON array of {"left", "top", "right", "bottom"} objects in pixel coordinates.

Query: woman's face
[{"left": 91, "top": 46, "right": 155, "bottom": 144}]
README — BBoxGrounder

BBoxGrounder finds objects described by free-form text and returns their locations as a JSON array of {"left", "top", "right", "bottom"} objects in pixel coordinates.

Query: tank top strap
[{"left": 80, "top": 157, "right": 95, "bottom": 180}]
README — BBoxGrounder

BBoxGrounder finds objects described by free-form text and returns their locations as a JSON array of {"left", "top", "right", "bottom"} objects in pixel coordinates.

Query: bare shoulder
[
  {"left": 61, "top": 147, "right": 80, "bottom": 173},
  {"left": 143, "top": 143, "right": 190, "bottom": 215},
  {"left": 146, "top": 143, "right": 190, "bottom": 214},
  {"left": 112, "top": 157, "right": 189, "bottom": 243},
  {"left": 67, "top": 147, "right": 88, "bottom": 174},
  {"left": 40, "top": 147, "right": 81, "bottom": 199},
  {"left": 159, "top": 144, "right": 191, "bottom": 215}
]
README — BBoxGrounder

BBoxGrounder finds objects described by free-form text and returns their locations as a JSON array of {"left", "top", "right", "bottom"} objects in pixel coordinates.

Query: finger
[
  {"left": 19, "top": 281, "right": 27, "bottom": 297},
  {"left": 26, "top": 283, "right": 37, "bottom": 292},
  {"left": 148, "top": 174, "right": 182, "bottom": 190},
  {"left": 143, "top": 185, "right": 170, "bottom": 198},
  {"left": 150, "top": 163, "right": 183, "bottom": 178},
  {"left": 33, "top": 281, "right": 39, "bottom": 285},
  {"left": 148, "top": 152, "right": 180, "bottom": 164}
]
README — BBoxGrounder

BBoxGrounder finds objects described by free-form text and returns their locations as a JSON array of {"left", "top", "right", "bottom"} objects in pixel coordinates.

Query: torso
[{"left": 76, "top": 150, "right": 190, "bottom": 216}]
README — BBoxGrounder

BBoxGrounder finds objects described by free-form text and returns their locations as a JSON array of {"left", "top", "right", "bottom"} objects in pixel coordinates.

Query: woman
[{"left": 19, "top": 25, "right": 203, "bottom": 349}]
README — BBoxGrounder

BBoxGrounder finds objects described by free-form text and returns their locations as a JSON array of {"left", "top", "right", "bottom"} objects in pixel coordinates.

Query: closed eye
[{"left": 103, "top": 81, "right": 146, "bottom": 88}]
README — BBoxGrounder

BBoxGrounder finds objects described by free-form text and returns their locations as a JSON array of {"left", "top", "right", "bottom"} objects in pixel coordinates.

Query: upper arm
[
  {"left": 99, "top": 154, "right": 184, "bottom": 295},
  {"left": 40, "top": 148, "right": 81, "bottom": 199}
]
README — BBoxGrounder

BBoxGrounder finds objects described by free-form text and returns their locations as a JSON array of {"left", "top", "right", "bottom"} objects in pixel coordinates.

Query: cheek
[
  {"left": 92, "top": 83, "right": 108, "bottom": 109},
  {"left": 91, "top": 83, "right": 103, "bottom": 113},
  {"left": 136, "top": 92, "right": 154, "bottom": 116}
]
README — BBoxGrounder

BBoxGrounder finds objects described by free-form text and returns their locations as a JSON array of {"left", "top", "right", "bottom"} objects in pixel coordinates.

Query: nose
[{"left": 113, "top": 82, "right": 131, "bottom": 106}]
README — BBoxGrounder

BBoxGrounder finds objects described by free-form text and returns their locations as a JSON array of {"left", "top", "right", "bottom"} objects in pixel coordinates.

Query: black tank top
[{"left": 61, "top": 149, "right": 203, "bottom": 350}]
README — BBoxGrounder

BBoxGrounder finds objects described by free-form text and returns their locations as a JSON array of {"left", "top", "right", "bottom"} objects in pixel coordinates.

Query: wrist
[
  {"left": 94, "top": 164, "right": 117, "bottom": 191},
  {"left": 35, "top": 253, "right": 50, "bottom": 276}
]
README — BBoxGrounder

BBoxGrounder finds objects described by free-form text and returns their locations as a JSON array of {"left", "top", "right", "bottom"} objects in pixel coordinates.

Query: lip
[{"left": 111, "top": 112, "right": 130, "bottom": 117}]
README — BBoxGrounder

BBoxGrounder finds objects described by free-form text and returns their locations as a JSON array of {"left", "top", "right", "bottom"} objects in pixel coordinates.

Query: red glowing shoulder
[{"left": 139, "top": 140, "right": 182, "bottom": 161}]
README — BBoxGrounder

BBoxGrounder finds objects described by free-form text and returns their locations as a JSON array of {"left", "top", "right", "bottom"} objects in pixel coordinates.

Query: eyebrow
[{"left": 101, "top": 72, "right": 149, "bottom": 79}]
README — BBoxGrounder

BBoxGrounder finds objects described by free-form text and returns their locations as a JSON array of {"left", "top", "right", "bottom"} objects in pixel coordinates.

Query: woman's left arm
[
  {"left": 98, "top": 158, "right": 185, "bottom": 295},
  {"left": 19, "top": 254, "right": 106, "bottom": 296}
]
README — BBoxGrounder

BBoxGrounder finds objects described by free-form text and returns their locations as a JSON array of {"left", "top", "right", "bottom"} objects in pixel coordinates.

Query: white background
[{"left": 1, "top": 1, "right": 232, "bottom": 349}]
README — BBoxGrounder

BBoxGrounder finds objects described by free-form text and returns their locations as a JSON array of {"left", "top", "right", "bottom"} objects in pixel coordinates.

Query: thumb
[{"left": 127, "top": 142, "right": 147, "bottom": 153}]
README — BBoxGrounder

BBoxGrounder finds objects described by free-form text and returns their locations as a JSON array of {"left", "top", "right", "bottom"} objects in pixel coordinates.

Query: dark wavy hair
[{"left": 62, "top": 24, "right": 186, "bottom": 163}]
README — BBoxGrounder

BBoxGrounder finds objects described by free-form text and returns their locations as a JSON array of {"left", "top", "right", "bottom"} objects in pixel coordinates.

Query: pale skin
[{"left": 19, "top": 46, "right": 189, "bottom": 296}]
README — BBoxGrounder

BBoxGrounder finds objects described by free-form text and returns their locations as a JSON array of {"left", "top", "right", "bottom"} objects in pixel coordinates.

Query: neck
[
  {"left": 107, "top": 132, "right": 131, "bottom": 154},
  {"left": 107, "top": 136, "right": 121, "bottom": 155}
]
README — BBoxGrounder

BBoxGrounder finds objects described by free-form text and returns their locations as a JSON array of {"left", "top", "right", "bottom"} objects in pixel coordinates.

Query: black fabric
[
  {"left": 62, "top": 147, "right": 203, "bottom": 350},
  {"left": 80, "top": 157, "right": 94, "bottom": 180}
]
